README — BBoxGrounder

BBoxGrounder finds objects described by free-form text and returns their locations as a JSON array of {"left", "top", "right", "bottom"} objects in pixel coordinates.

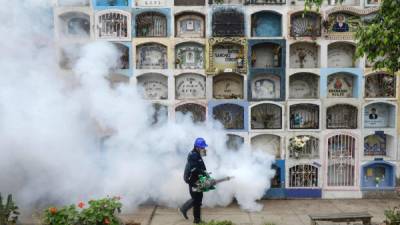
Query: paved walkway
[{"left": 117, "top": 199, "right": 399, "bottom": 225}]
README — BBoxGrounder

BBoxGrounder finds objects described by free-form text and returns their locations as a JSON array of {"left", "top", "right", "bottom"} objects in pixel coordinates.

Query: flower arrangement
[
  {"left": 289, "top": 136, "right": 310, "bottom": 157},
  {"left": 42, "top": 196, "right": 122, "bottom": 225}
]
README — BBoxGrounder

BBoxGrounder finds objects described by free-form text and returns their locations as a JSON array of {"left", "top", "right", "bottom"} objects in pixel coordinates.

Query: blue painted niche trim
[
  {"left": 320, "top": 68, "right": 362, "bottom": 98},
  {"left": 286, "top": 189, "right": 322, "bottom": 198},
  {"left": 93, "top": 0, "right": 132, "bottom": 8},
  {"left": 361, "top": 160, "right": 396, "bottom": 190},
  {"left": 208, "top": 100, "right": 249, "bottom": 132},
  {"left": 251, "top": 10, "right": 282, "bottom": 37},
  {"left": 132, "top": 8, "right": 172, "bottom": 37},
  {"left": 264, "top": 160, "right": 286, "bottom": 199}
]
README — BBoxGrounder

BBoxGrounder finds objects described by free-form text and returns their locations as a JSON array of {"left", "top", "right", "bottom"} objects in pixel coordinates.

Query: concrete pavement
[{"left": 118, "top": 199, "right": 399, "bottom": 225}]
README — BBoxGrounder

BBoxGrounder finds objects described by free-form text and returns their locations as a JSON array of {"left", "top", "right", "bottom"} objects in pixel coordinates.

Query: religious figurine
[
  {"left": 251, "top": 51, "right": 256, "bottom": 66},
  {"left": 236, "top": 50, "right": 244, "bottom": 68},
  {"left": 332, "top": 14, "right": 349, "bottom": 32}
]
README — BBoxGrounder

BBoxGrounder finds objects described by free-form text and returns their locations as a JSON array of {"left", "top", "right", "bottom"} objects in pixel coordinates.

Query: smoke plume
[{"left": 0, "top": 0, "right": 275, "bottom": 214}]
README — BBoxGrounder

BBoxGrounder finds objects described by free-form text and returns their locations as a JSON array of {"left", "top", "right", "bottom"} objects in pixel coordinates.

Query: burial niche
[{"left": 213, "top": 104, "right": 244, "bottom": 129}]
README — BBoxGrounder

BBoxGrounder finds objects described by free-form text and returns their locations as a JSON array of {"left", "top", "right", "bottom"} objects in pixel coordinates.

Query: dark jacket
[{"left": 184, "top": 149, "right": 207, "bottom": 186}]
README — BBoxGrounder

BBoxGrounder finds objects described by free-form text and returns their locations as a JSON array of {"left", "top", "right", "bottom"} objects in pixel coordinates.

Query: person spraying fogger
[{"left": 179, "top": 138, "right": 233, "bottom": 224}]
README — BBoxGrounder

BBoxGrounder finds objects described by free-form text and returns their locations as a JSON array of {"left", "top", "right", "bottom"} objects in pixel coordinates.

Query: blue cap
[{"left": 194, "top": 137, "right": 208, "bottom": 148}]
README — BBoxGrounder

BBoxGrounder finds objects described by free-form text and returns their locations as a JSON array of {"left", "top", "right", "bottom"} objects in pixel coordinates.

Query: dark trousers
[{"left": 181, "top": 185, "right": 203, "bottom": 222}]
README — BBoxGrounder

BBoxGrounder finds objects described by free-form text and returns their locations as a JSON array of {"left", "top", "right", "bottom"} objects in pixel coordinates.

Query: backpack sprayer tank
[{"left": 194, "top": 173, "right": 234, "bottom": 192}]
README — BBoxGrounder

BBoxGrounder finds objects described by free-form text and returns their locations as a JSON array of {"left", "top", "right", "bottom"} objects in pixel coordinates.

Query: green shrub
[
  {"left": 384, "top": 206, "right": 400, "bottom": 225},
  {"left": 0, "top": 193, "right": 19, "bottom": 225}
]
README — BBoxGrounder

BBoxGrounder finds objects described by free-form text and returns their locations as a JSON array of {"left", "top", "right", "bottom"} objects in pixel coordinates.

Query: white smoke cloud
[{"left": 0, "top": 0, "right": 275, "bottom": 215}]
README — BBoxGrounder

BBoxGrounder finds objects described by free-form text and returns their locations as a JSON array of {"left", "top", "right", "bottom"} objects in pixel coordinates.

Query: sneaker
[{"left": 178, "top": 207, "right": 188, "bottom": 220}]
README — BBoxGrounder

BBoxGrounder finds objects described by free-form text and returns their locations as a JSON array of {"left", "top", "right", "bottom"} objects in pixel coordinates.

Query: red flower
[
  {"left": 49, "top": 207, "right": 57, "bottom": 214},
  {"left": 78, "top": 202, "right": 85, "bottom": 208},
  {"left": 104, "top": 218, "right": 110, "bottom": 224}
]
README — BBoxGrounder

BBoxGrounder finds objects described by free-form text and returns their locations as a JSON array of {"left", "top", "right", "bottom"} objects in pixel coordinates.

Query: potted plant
[{"left": 289, "top": 136, "right": 310, "bottom": 159}]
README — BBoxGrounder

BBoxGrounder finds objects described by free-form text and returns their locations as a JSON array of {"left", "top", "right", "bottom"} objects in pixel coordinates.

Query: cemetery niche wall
[
  {"left": 327, "top": 72, "right": 356, "bottom": 98},
  {"left": 250, "top": 103, "right": 282, "bottom": 130},
  {"left": 249, "top": 73, "right": 281, "bottom": 100},
  {"left": 105, "top": 73, "right": 130, "bottom": 88},
  {"left": 112, "top": 43, "right": 130, "bottom": 70},
  {"left": 95, "top": 10, "right": 130, "bottom": 40},
  {"left": 326, "top": 134, "right": 357, "bottom": 187},
  {"left": 226, "top": 134, "right": 244, "bottom": 151},
  {"left": 328, "top": 42, "right": 356, "bottom": 68},
  {"left": 150, "top": 103, "right": 168, "bottom": 125},
  {"left": 175, "top": 42, "right": 204, "bottom": 70},
  {"left": 251, "top": 42, "right": 282, "bottom": 68},
  {"left": 212, "top": 7, "right": 244, "bottom": 37},
  {"left": 136, "top": 43, "right": 168, "bottom": 69},
  {"left": 290, "top": 11, "right": 321, "bottom": 39},
  {"left": 251, "top": 11, "right": 282, "bottom": 37},
  {"left": 209, "top": 0, "right": 244, "bottom": 5},
  {"left": 289, "top": 104, "right": 319, "bottom": 130},
  {"left": 175, "top": 103, "right": 206, "bottom": 123},
  {"left": 363, "top": 102, "right": 396, "bottom": 129},
  {"left": 265, "top": 160, "right": 286, "bottom": 198},
  {"left": 251, "top": 134, "right": 281, "bottom": 159},
  {"left": 289, "top": 73, "right": 319, "bottom": 99},
  {"left": 95, "top": 0, "right": 130, "bottom": 7},
  {"left": 175, "top": 12, "right": 205, "bottom": 38},
  {"left": 249, "top": 40, "right": 285, "bottom": 69},
  {"left": 136, "top": 11, "right": 168, "bottom": 37},
  {"left": 175, "top": 73, "right": 206, "bottom": 100},
  {"left": 289, "top": 135, "right": 319, "bottom": 159},
  {"left": 175, "top": 0, "right": 205, "bottom": 5},
  {"left": 364, "top": 132, "right": 395, "bottom": 157},
  {"left": 287, "top": 164, "right": 322, "bottom": 198},
  {"left": 289, "top": 164, "right": 318, "bottom": 187},
  {"left": 213, "top": 73, "right": 244, "bottom": 99},
  {"left": 289, "top": 42, "right": 319, "bottom": 68},
  {"left": 365, "top": 72, "right": 396, "bottom": 99},
  {"left": 59, "top": 44, "right": 82, "bottom": 70},
  {"left": 136, "top": 0, "right": 166, "bottom": 6},
  {"left": 58, "top": 11, "right": 90, "bottom": 38},
  {"left": 207, "top": 38, "right": 247, "bottom": 75},
  {"left": 59, "top": 0, "right": 90, "bottom": 6},
  {"left": 326, "top": 104, "right": 358, "bottom": 129},
  {"left": 361, "top": 161, "right": 396, "bottom": 190},
  {"left": 324, "top": 7, "right": 379, "bottom": 40},
  {"left": 136, "top": 73, "right": 168, "bottom": 100},
  {"left": 211, "top": 103, "right": 245, "bottom": 130},
  {"left": 245, "top": 0, "right": 286, "bottom": 5}
]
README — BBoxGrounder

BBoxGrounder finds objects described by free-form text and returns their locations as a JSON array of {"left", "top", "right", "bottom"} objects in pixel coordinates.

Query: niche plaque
[
  {"left": 137, "top": 73, "right": 168, "bottom": 100},
  {"left": 213, "top": 73, "right": 243, "bottom": 99},
  {"left": 175, "top": 73, "right": 206, "bottom": 100}
]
